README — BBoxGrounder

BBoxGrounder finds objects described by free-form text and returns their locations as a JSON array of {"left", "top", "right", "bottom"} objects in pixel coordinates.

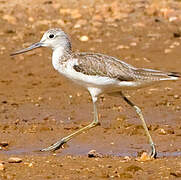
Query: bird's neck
[{"left": 52, "top": 46, "right": 72, "bottom": 70}]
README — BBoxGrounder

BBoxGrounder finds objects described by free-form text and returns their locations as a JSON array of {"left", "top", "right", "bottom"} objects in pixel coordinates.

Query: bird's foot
[{"left": 40, "top": 138, "right": 66, "bottom": 152}]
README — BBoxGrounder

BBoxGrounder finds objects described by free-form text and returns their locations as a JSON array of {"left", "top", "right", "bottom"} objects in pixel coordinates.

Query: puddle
[
  {"left": 1, "top": 146, "right": 181, "bottom": 158},
  {"left": 157, "top": 151, "right": 181, "bottom": 158}
]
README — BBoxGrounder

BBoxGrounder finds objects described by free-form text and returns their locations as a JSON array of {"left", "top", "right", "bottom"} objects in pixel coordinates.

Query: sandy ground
[{"left": 0, "top": 0, "right": 181, "bottom": 179}]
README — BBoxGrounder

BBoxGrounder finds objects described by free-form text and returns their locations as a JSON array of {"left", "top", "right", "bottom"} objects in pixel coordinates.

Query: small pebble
[
  {"left": 170, "top": 171, "right": 181, "bottom": 177},
  {"left": 130, "top": 42, "right": 137, "bottom": 46},
  {"left": 74, "top": 19, "right": 87, "bottom": 28},
  {"left": 0, "top": 141, "right": 8, "bottom": 147},
  {"left": 2, "top": 14, "right": 17, "bottom": 24},
  {"left": 123, "top": 156, "right": 131, "bottom": 161},
  {"left": 76, "top": 92, "right": 82, "bottom": 97},
  {"left": 159, "top": 128, "right": 167, "bottom": 135},
  {"left": 175, "top": 106, "right": 181, "bottom": 110},
  {"left": 35, "top": 103, "right": 40, "bottom": 107},
  {"left": 164, "top": 49, "right": 172, "bottom": 54},
  {"left": 169, "top": 16, "right": 177, "bottom": 22},
  {"left": 174, "top": 94, "right": 180, "bottom": 99},
  {"left": 116, "top": 45, "right": 130, "bottom": 50},
  {"left": 0, "top": 163, "right": 5, "bottom": 171},
  {"left": 28, "top": 17, "right": 34, "bottom": 22},
  {"left": 8, "top": 157, "right": 22, "bottom": 163},
  {"left": 173, "top": 41, "right": 180, "bottom": 46},
  {"left": 79, "top": 36, "right": 89, "bottom": 42},
  {"left": 136, "top": 152, "right": 152, "bottom": 161},
  {"left": 88, "top": 150, "right": 102, "bottom": 158},
  {"left": 74, "top": 24, "right": 81, "bottom": 29},
  {"left": 173, "top": 33, "right": 180, "bottom": 38},
  {"left": 158, "top": 127, "right": 174, "bottom": 135},
  {"left": 24, "top": 162, "right": 33, "bottom": 167}
]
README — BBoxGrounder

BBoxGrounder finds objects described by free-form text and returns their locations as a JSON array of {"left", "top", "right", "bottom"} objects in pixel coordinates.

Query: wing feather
[
  {"left": 72, "top": 52, "right": 135, "bottom": 81},
  {"left": 71, "top": 52, "right": 180, "bottom": 82}
]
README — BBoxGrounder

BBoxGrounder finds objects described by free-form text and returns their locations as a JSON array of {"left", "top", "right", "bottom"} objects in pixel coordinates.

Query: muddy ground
[{"left": 1, "top": 0, "right": 181, "bottom": 179}]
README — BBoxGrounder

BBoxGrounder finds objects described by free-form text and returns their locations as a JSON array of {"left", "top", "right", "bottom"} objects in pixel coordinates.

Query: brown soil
[{"left": 0, "top": 0, "right": 181, "bottom": 179}]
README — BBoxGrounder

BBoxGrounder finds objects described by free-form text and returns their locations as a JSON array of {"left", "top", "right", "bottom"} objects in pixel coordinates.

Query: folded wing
[{"left": 72, "top": 52, "right": 180, "bottom": 82}]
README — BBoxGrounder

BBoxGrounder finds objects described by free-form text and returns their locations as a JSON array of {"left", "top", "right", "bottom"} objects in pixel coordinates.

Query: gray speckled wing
[
  {"left": 72, "top": 52, "right": 180, "bottom": 82},
  {"left": 72, "top": 52, "right": 135, "bottom": 81}
]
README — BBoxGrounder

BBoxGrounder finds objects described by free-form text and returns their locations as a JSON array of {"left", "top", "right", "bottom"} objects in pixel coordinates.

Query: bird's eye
[{"left": 49, "top": 34, "right": 54, "bottom": 39}]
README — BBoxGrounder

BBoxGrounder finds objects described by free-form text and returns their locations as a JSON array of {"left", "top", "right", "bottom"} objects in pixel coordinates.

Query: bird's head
[{"left": 11, "top": 28, "right": 71, "bottom": 56}]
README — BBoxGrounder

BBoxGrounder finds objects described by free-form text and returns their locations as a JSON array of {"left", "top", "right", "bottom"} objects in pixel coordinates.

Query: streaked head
[{"left": 10, "top": 28, "right": 71, "bottom": 56}]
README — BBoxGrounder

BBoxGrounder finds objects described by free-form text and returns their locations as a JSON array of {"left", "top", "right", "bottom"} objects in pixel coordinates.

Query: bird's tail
[
  {"left": 134, "top": 68, "right": 181, "bottom": 81},
  {"left": 165, "top": 71, "right": 181, "bottom": 80}
]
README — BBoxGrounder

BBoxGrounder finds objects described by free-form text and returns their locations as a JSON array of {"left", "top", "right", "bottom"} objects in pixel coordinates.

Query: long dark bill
[{"left": 10, "top": 42, "right": 42, "bottom": 56}]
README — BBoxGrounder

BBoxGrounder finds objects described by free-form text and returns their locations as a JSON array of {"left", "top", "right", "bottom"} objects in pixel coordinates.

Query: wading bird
[{"left": 11, "top": 28, "right": 180, "bottom": 158}]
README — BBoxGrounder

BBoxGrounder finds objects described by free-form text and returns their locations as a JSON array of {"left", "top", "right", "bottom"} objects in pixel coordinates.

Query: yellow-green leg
[
  {"left": 41, "top": 100, "right": 100, "bottom": 152},
  {"left": 120, "top": 92, "right": 157, "bottom": 158}
]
